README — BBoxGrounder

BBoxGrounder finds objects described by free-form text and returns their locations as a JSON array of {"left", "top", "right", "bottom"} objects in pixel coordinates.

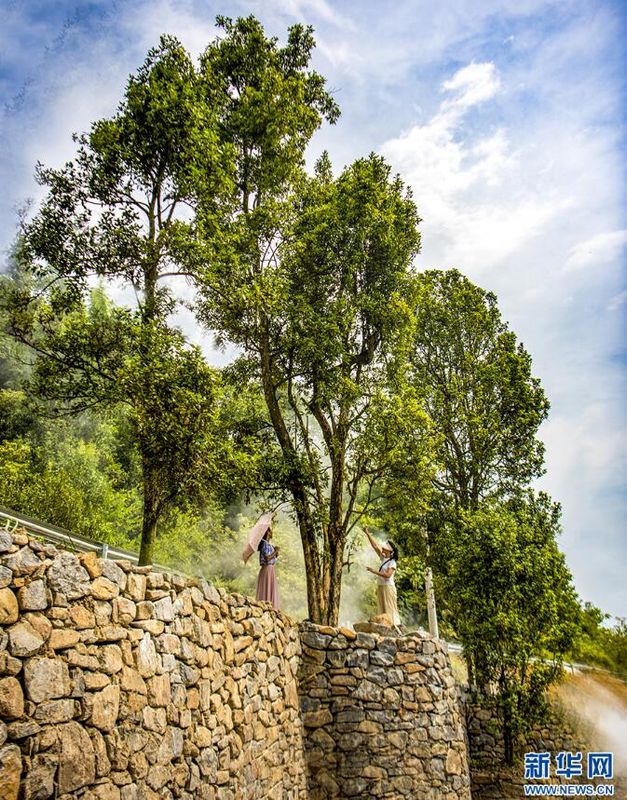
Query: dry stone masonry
[
  {"left": 298, "top": 621, "right": 472, "bottom": 799},
  {"left": 0, "top": 529, "right": 306, "bottom": 800},
  {"left": 1, "top": 528, "right": 475, "bottom": 799}
]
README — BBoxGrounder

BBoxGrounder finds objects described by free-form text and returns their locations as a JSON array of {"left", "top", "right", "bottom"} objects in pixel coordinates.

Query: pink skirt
[{"left": 256, "top": 565, "right": 280, "bottom": 610}]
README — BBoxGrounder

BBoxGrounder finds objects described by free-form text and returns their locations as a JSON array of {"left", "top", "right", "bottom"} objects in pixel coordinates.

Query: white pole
[
  {"left": 425, "top": 565, "right": 439, "bottom": 639},
  {"left": 422, "top": 524, "right": 439, "bottom": 638}
]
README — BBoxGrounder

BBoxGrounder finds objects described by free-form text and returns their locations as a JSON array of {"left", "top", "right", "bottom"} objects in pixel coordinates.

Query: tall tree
[
  {"left": 411, "top": 269, "right": 549, "bottom": 512},
  {"left": 2, "top": 37, "right": 237, "bottom": 563},
  {"left": 4, "top": 18, "right": 340, "bottom": 565},
  {"left": 199, "top": 153, "right": 425, "bottom": 624},
  {"left": 382, "top": 269, "right": 550, "bottom": 636},
  {"left": 445, "top": 492, "right": 580, "bottom": 764}
]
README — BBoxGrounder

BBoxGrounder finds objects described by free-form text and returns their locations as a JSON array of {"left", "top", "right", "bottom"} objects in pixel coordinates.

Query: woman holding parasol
[{"left": 242, "top": 512, "right": 280, "bottom": 610}]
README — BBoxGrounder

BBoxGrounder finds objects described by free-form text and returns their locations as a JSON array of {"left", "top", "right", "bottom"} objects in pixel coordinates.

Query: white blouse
[{"left": 378, "top": 557, "right": 397, "bottom": 586}]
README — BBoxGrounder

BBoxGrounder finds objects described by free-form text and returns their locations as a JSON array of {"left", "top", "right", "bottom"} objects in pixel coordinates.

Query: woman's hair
[
  {"left": 258, "top": 528, "right": 271, "bottom": 550},
  {"left": 387, "top": 540, "right": 399, "bottom": 561}
]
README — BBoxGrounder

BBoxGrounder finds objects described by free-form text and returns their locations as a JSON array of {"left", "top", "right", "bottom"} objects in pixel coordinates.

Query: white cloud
[
  {"left": 540, "top": 403, "right": 627, "bottom": 613},
  {"left": 281, "top": 0, "right": 353, "bottom": 28},
  {"left": 607, "top": 290, "right": 627, "bottom": 312},
  {"left": 564, "top": 229, "right": 627, "bottom": 272},
  {"left": 441, "top": 62, "right": 501, "bottom": 110},
  {"left": 382, "top": 63, "right": 508, "bottom": 194},
  {"left": 543, "top": 405, "right": 626, "bottom": 493},
  {"left": 381, "top": 64, "right": 575, "bottom": 275},
  {"left": 120, "top": 0, "right": 219, "bottom": 58},
  {"left": 243, "top": 0, "right": 352, "bottom": 28}
]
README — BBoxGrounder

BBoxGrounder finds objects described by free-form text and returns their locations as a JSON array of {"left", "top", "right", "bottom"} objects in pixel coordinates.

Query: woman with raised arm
[{"left": 365, "top": 527, "right": 401, "bottom": 626}]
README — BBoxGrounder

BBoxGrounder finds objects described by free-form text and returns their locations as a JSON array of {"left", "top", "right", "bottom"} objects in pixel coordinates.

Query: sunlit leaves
[{"left": 410, "top": 269, "right": 549, "bottom": 510}]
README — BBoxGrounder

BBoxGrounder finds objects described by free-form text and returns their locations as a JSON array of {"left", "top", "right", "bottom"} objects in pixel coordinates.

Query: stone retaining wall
[
  {"left": 298, "top": 621, "right": 472, "bottom": 799},
  {"left": 1, "top": 529, "right": 478, "bottom": 800},
  {"left": 0, "top": 529, "right": 306, "bottom": 800}
]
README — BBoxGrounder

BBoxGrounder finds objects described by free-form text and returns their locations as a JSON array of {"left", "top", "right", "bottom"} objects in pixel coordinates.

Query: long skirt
[
  {"left": 256, "top": 565, "right": 280, "bottom": 610},
  {"left": 377, "top": 583, "right": 401, "bottom": 625}
]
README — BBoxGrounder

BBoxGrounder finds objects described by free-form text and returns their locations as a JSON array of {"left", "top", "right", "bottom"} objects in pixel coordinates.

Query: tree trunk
[
  {"left": 258, "top": 325, "right": 325, "bottom": 622},
  {"left": 324, "top": 529, "right": 345, "bottom": 625},
  {"left": 502, "top": 702, "right": 514, "bottom": 766},
  {"left": 499, "top": 670, "right": 515, "bottom": 766},
  {"left": 139, "top": 479, "right": 160, "bottom": 565},
  {"left": 318, "top": 418, "right": 347, "bottom": 627},
  {"left": 465, "top": 652, "right": 475, "bottom": 688},
  {"left": 137, "top": 240, "right": 161, "bottom": 568},
  {"left": 138, "top": 424, "right": 162, "bottom": 565},
  {"left": 292, "top": 489, "right": 323, "bottom": 622}
]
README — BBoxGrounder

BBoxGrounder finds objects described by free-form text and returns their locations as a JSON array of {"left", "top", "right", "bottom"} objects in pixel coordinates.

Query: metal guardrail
[
  {"left": 0, "top": 505, "right": 140, "bottom": 564},
  {"left": 444, "top": 638, "right": 606, "bottom": 676}
]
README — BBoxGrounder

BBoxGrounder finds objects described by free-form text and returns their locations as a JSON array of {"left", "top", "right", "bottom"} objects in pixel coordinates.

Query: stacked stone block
[
  {"left": 0, "top": 529, "right": 307, "bottom": 800},
  {"left": 298, "top": 621, "right": 472, "bottom": 799}
]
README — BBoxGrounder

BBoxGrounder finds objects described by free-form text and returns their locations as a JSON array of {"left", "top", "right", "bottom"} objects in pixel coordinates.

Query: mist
[
  {"left": 194, "top": 508, "right": 389, "bottom": 627},
  {"left": 555, "top": 672, "right": 627, "bottom": 778}
]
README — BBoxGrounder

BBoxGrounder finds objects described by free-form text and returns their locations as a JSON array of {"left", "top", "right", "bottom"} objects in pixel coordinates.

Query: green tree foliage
[
  {"left": 198, "top": 15, "right": 339, "bottom": 222},
  {"left": 1, "top": 35, "right": 250, "bottom": 564},
  {"left": 444, "top": 492, "right": 580, "bottom": 763},
  {"left": 0, "top": 416, "right": 142, "bottom": 546},
  {"left": 199, "top": 153, "right": 428, "bottom": 624},
  {"left": 378, "top": 269, "right": 616, "bottom": 765},
  {"left": 0, "top": 389, "right": 38, "bottom": 442},
  {"left": 5, "top": 282, "right": 248, "bottom": 564},
  {"left": 0, "top": 377, "right": 277, "bottom": 586},
  {"left": 378, "top": 270, "right": 551, "bottom": 636},
  {"left": 600, "top": 618, "right": 627, "bottom": 677},
  {"left": 569, "top": 603, "right": 627, "bottom": 677},
  {"left": 411, "top": 269, "right": 549, "bottom": 511}
]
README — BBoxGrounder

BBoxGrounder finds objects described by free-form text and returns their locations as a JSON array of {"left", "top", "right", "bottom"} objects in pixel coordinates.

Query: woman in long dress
[
  {"left": 256, "top": 527, "right": 280, "bottom": 610},
  {"left": 365, "top": 527, "right": 401, "bottom": 625}
]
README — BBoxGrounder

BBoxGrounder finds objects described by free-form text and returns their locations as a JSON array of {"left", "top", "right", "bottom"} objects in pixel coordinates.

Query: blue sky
[{"left": 1, "top": 0, "right": 625, "bottom": 617}]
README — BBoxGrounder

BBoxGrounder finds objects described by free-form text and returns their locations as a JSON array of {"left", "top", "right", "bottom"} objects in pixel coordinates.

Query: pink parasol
[{"left": 242, "top": 512, "right": 273, "bottom": 564}]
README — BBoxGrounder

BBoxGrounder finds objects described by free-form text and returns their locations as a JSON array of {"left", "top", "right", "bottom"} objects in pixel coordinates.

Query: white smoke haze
[
  {"left": 197, "top": 508, "right": 309, "bottom": 621},
  {"left": 339, "top": 537, "right": 379, "bottom": 628},
  {"left": 554, "top": 672, "right": 627, "bottom": 778},
  {"left": 192, "top": 508, "right": 388, "bottom": 627}
]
